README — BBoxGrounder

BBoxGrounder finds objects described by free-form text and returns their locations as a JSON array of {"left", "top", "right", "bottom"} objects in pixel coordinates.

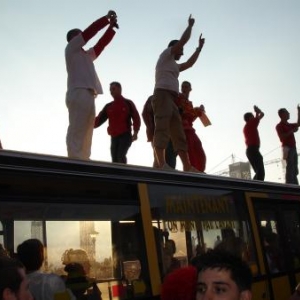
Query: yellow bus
[{"left": 0, "top": 150, "right": 300, "bottom": 300}]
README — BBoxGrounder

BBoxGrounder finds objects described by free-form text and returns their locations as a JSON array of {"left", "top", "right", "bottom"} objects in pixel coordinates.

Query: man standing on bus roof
[
  {"left": 65, "top": 10, "right": 118, "bottom": 160},
  {"left": 152, "top": 14, "right": 205, "bottom": 172},
  {"left": 243, "top": 105, "right": 265, "bottom": 181},
  {"left": 276, "top": 105, "right": 300, "bottom": 185},
  {"left": 94, "top": 82, "right": 141, "bottom": 164}
]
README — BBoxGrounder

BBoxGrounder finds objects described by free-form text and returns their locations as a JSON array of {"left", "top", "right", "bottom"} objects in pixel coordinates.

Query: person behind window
[
  {"left": 17, "top": 239, "right": 75, "bottom": 300},
  {"left": 0, "top": 256, "right": 33, "bottom": 300}
]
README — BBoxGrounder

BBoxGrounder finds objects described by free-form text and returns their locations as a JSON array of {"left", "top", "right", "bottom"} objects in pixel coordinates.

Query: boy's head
[{"left": 193, "top": 250, "right": 252, "bottom": 300}]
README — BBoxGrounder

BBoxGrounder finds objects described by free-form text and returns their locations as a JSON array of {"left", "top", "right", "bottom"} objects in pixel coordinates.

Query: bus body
[{"left": 0, "top": 150, "right": 300, "bottom": 300}]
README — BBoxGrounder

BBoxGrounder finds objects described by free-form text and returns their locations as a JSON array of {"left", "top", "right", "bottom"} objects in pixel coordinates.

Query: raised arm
[
  {"left": 171, "top": 15, "right": 195, "bottom": 55},
  {"left": 179, "top": 33, "right": 205, "bottom": 72},
  {"left": 254, "top": 105, "right": 264, "bottom": 120},
  {"left": 82, "top": 10, "right": 116, "bottom": 43}
]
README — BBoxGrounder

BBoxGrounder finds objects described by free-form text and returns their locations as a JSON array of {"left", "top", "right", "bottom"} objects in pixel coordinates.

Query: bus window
[
  {"left": 0, "top": 221, "right": 3, "bottom": 246},
  {"left": 147, "top": 184, "right": 258, "bottom": 278},
  {"left": 257, "top": 210, "right": 286, "bottom": 273},
  {"left": 282, "top": 211, "right": 300, "bottom": 269},
  {"left": 0, "top": 200, "right": 150, "bottom": 299}
]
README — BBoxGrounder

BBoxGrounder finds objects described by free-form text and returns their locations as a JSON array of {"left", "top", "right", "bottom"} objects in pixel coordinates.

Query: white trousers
[{"left": 66, "top": 88, "right": 95, "bottom": 160}]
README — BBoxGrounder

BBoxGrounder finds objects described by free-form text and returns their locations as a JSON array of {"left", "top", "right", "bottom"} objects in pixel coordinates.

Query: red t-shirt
[
  {"left": 276, "top": 122, "right": 298, "bottom": 148},
  {"left": 243, "top": 117, "right": 260, "bottom": 147}
]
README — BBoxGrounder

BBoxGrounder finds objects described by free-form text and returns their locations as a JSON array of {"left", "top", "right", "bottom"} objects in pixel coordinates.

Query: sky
[{"left": 1, "top": 0, "right": 300, "bottom": 183}]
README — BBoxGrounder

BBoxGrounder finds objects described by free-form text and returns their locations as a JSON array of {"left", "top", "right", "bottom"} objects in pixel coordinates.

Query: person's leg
[
  {"left": 152, "top": 90, "right": 173, "bottom": 168},
  {"left": 185, "top": 129, "right": 206, "bottom": 172},
  {"left": 165, "top": 140, "right": 177, "bottom": 169},
  {"left": 286, "top": 148, "right": 298, "bottom": 184},
  {"left": 116, "top": 132, "right": 132, "bottom": 164},
  {"left": 169, "top": 102, "right": 191, "bottom": 171},
  {"left": 111, "top": 136, "right": 118, "bottom": 163},
  {"left": 66, "top": 89, "right": 94, "bottom": 160},
  {"left": 255, "top": 150, "right": 265, "bottom": 181},
  {"left": 246, "top": 146, "right": 258, "bottom": 180}
]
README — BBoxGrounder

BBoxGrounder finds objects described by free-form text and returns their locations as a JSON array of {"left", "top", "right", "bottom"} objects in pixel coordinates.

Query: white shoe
[{"left": 160, "top": 163, "right": 175, "bottom": 171}]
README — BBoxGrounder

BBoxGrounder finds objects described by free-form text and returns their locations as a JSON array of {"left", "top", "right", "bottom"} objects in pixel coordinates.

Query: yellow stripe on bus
[
  {"left": 138, "top": 183, "right": 161, "bottom": 296},
  {"left": 245, "top": 192, "right": 267, "bottom": 275}
]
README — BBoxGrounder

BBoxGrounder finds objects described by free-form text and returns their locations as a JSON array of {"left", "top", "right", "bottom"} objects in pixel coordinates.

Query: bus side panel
[
  {"left": 252, "top": 281, "right": 270, "bottom": 300},
  {"left": 271, "top": 277, "right": 291, "bottom": 300}
]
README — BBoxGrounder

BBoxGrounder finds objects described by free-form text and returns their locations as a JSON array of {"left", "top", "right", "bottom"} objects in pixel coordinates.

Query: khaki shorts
[{"left": 152, "top": 89, "right": 187, "bottom": 152}]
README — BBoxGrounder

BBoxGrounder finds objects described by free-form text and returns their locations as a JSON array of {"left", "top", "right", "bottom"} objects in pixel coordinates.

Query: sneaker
[{"left": 160, "top": 163, "right": 175, "bottom": 171}]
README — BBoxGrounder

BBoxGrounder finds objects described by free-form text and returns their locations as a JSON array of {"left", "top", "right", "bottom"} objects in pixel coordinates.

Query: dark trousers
[
  {"left": 285, "top": 147, "right": 299, "bottom": 184},
  {"left": 111, "top": 132, "right": 132, "bottom": 164},
  {"left": 246, "top": 146, "right": 265, "bottom": 181}
]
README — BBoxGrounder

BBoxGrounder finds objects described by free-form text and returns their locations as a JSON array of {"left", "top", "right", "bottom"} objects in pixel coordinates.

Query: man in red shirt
[
  {"left": 243, "top": 105, "right": 265, "bottom": 180},
  {"left": 94, "top": 82, "right": 141, "bottom": 164},
  {"left": 276, "top": 106, "right": 300, "bottom": 184}
]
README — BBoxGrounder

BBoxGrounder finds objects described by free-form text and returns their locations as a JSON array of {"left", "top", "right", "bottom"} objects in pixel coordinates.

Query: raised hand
[
  {"left": 198, "top": 33, "right": 205, "bottom": 50},
  {"left": 188, "top": 14, "right": 195, "bottom": 27},
  {"left": 107, "top": 10, "right": 117, "bottom": 18}
]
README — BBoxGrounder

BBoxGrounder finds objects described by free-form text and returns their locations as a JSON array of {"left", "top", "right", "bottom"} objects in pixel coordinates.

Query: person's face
[
  {"left": 196, "top": 268, "right": 251, "bottom": 300},
  {"left": 281, "top": 109, "right": 290, "bottom": 121},
  {"left": 110, "top": 84, "right": 122, "bottom": 98},
  {"left": 181, "top": 83, "right": 192, "bottom": 94}
]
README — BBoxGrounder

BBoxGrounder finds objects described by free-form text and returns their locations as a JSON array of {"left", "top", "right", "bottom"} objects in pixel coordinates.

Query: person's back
[{"left": 17, "top": 239, "right": 74, "bottom": 300}]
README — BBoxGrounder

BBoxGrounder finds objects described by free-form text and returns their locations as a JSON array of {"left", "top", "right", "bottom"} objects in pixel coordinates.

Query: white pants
[{"left": 66, "top": 88, "right": 95, "bottom": 160}]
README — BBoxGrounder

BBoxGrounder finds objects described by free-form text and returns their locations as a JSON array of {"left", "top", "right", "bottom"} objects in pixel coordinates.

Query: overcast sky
[{"left": 1, "top": 0, "right": 299, "bottom": 182}]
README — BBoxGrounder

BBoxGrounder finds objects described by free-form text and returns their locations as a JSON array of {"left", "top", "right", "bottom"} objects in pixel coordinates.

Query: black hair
[
  {"left": 244, "top": 112, "right": 253, "bottom": 122},
  {"left": 17, "top": 239, "right": 44, "bottom": 272},
  {"left": 168, "top": 40, "right": 179, "bottom": 48},
  {"left": 278, "top": 108, "right": 287, "bottom": 117},
  {"left": 66, "top": 28, "right": 81, "bottom": 42},
  {"left": 191, "top": 249, "right": 252, "bottom": 292},
  {"left": 110, "top": 81, "right": 122, "bottom": 89}
]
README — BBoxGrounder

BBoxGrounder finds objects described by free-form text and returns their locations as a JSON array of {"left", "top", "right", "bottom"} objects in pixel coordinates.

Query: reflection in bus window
[
  {"left": 148, "top": 185, "right": 258, "bottom": 278},
  {"left": 258, "top": 211, "right": 286, "bottom": 273}
]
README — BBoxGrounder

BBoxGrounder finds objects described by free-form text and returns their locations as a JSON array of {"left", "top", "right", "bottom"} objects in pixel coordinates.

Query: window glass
[
  {"left": 257, "top": 210, "right": 286, "bottom": 273},
  {"left": 282, "top": 210, "right": 300, "bottom": 269},
  {"left": 147, "top": 184, "right": 257, "bottom": 277},
  {"left": 0, "top": 200, "right": 149, "bottom": 299}
]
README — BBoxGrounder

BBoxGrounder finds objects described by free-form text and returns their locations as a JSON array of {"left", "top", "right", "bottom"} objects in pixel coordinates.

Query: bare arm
[
  {"left": 171, "top": 15, "right": 194, "bottom": 55},
  {"left": 254, "top": 105, "right": 264, "bottom": 120},
  {"left": 179, "top": 33, "right": 205, "bottom": 71}
]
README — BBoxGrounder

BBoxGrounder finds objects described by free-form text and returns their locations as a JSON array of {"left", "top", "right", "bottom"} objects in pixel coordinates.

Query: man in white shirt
[
  {"left": 65, "top": 10, "right": 118, "bottom": 160},
  {"left": 152, "top": 15, "right": 205, "bottom": 172}
]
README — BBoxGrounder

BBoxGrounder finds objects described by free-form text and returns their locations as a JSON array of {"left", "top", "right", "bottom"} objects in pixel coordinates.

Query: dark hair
[
  {"left": 66, "top": 28, "right": 81, "bottom": 42},
  {"left": 17, "top": 239, "right": 44, "bottom": 272},
  {"left": 0, "top": 257, "right": 24, "bottom": 299},
  {"left": 191, "top": 250, "right": 252, "bottom": 292},
  {"left": 168, "top": 40, "right": 179, "bottom": 48},
  {"left": 181, "top": 81, "right": 191, "bottom": 87},
  {"left": 278, "top": 108, "right": 287, "bottom": 117},
  {"left": 244, "top": 112, "right": 253, "bottom": 122},
  {"left": 110, "top": 81, "right": 122, "bottom": 89}
]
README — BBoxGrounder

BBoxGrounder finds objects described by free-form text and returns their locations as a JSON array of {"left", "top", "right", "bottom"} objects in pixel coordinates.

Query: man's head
[
  {"left": 0, "top": 257, "right": 33, "bottom": 300},
  {"left": 193, "top": 250, "right": 252, "bottom": 300},
  {"left": 66, "top": 28, "right": 82, "bottom": 42},
  {"left": 278, "top": 108, "right": 290, "bottom": 122},
  {"left": 244, "top": 113, "right": 254, "bottom": 122},
  {"left": 168, "top": 40, "right": 183, "bottom": 60},
  {"left": 110, "top": 81, "right": 122, "bottom": 99},
  {"left": 181, "top": 81, "right": 192, "bottom": 95},
  {"left": 17, "top": 239, "right": 44, "bottom": 273}
]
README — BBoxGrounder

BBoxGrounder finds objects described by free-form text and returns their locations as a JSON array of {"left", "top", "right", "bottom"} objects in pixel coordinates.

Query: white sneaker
[{"left": 160, "top": 163, "right": 175, "bottom": 171}]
